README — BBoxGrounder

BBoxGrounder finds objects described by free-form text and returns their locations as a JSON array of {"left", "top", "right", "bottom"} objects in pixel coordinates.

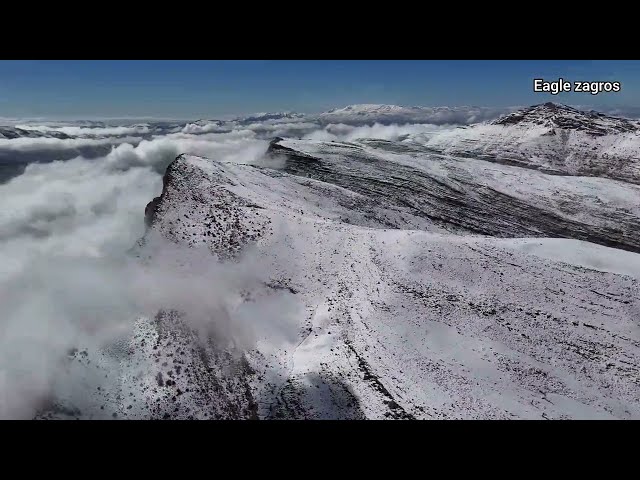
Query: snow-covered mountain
[
  {"left": 38, "top": 105, "right": 640, "bottom": 419},
  {"left": 421, "top": 102, "right": 640, "bottom": 184},
  {"left": 493, "top": 102, "right": 639, "bottom": 134},
  {"left": 318, "top": 104, "right": 514, "bottom": 126},
  {"left": 176, "top": 104, "right": 509, "bottom": 129},
  {"left": 134, "top": 143, "right": 639, "bottom": 419},
  {"left": 268, "top": 137, "right": 640, "bottom": 253}
]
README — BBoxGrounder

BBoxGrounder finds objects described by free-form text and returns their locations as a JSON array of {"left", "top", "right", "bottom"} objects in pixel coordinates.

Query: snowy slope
[
  {"left": 34, "top": 105, "right": 640, "bottom": 419},
  {"left": 269, "top": 137, "right": 640, "bottom": 253},
  {"left": 420, "top": 103, "right": 640, "bottom": 184},
  {"left": 161, "top": 154, "right": 640, "bottom": 419},
  {"left": 54, "top": 150, "right": 636, "bottom": 421}
]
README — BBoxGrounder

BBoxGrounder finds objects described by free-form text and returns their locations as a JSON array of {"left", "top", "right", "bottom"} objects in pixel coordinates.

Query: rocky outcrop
[{"left": 144, "top": 154, "right": 184, "bottom": 229}]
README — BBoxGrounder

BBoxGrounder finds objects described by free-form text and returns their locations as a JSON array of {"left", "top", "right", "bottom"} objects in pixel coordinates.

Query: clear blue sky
[{"left": 0, "top": 60, "right": 638, "bottom": 119}]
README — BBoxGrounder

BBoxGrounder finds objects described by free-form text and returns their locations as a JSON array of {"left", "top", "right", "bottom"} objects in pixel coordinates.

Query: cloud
[
  {"left": 0, "top": 135, "right": 143, "bottom": 152},
  {"left": 0, "top": 235, "right": 300, "bottom": 419},
  {"left": 105, "top": 132, "right": 269, "bottom": 172},
  {"left": 15, "top": 124, "right": 152, "bottom": 137},
  {"left": 180, "top": 119, "right": 321, "bottom": 138},
  {"left": 0, "top": 151, "right": 161, "bottom": 418},
  {"left": 181, "top": 121, "right": 230, "bottom": 134},
  {"left": 243, "top": 121, "right": 322, "bottom": 138},
  {"left": 0, "top": 126, "right": 288, "bottom": 419},
  {"left": 303, "top": 122, "right": 454, "bottom": 142}
]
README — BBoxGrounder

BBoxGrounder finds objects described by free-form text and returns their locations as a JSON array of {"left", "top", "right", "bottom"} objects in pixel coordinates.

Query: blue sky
[{"left": 0, "top": 60, "right": 638, "bottom": 119}]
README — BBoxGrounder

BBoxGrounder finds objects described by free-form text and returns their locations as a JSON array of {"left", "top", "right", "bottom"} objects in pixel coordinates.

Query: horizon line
[{"left": 1, "top": 102, "right": 639, "bottom": 123}]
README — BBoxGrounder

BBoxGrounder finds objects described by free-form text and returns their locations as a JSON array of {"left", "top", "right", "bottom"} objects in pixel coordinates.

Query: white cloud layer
[
  {"left": 15, "top": 124, "right": 152, "bottom": 137},
  {"left": 0, "top": 135, "right": 143, "bottom": 152},
  {"left": 0, "top": 125, "right": 287, "bottom": 418},
  {"left": 303, "top": 122, "right": 453, "bottom": 142}
]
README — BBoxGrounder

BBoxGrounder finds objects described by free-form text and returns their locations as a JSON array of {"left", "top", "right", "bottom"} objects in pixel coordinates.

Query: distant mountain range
[{"left": 6, "top": 102, "right": 640, "bottom": 139}]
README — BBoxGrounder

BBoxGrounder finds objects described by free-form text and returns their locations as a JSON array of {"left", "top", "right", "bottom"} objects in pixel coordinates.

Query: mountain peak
[{"left": 492, "top": 103, "right": 637, "bottom": 136}]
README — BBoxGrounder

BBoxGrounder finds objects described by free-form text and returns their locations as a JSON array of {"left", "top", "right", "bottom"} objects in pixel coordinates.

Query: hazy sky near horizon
[{"left": 0, "top": 60, "right": 638, "bottom": 119}]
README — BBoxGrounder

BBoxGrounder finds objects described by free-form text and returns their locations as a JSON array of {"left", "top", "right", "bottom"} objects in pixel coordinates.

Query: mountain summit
[
  {"left": 421, "top": 103, "right": 640, "bottom": 184},
  {"left": 492, "top": 102, "right": 638, "bottom": 136}
]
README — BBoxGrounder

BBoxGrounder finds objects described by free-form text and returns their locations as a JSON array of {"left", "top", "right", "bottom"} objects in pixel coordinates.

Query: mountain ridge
[
  {"left": 419, "top": 102, "right": 640, "bottom": 184},
  {"left": 492, "top": 102, "right": 639, "bottom": 135},
  {"left": 126, "top": 150, "right": 640, "bottom": 419}
]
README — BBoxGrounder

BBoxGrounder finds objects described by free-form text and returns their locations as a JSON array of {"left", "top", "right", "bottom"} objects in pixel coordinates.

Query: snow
[
  {"left": 36, "top": 103, "right": 640, "bottom": 420},
  {"left": 274, "top": 137, "right": 640, "bottom": 252},
  {"left": 496, "top": 238, "right": 640, "bottom": 280},
  {"left": 122, "top": 149, "right": 640, "bottom": 420},
  {"left": 418, "top": 104, "right": 640, "bottom": 184}
]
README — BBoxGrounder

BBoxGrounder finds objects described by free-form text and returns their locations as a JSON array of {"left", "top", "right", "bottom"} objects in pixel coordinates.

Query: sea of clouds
[{"left": 3, "top": 103, "right": 622, "bottom": 418}]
